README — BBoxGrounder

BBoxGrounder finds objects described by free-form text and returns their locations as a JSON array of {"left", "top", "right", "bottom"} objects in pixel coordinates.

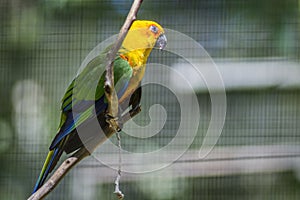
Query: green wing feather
[
  {"left": 53, "top": 51, "right": 133, "bottom": 147},
  {"left": 33, "top": 50, "right": 133, "bottom": 193}
]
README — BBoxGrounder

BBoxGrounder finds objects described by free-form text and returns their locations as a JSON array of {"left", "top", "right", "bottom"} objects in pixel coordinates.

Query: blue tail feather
[{"left": 32, "top": 139, "right": 66, "bottom": 193}]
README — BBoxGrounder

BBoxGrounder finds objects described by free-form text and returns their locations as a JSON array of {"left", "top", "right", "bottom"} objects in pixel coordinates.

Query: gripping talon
[
  {"left": 129, "top": 105, "right": 141, "bottom": 117},
  {"left": 105, "top": 114, "right": 121, "bottom": 132}
]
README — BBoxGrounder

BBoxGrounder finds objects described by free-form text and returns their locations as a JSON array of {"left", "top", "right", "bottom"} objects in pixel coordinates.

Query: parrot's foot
[
  {"left": 105, "top": 114, "right": 122, "bottom": 132},
  {"left": 129, "top": 105, "right": 141, "bottom": 117}
]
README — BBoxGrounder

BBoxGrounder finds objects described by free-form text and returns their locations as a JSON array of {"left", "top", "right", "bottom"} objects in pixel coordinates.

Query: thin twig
[{"left": 28, "top": 0, "right": 143, "bottom": 199}]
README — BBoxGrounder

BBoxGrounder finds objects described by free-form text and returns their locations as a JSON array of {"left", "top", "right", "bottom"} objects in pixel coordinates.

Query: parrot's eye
[{"left": 149, "top": 25, "right": 158, "bottom": 34}]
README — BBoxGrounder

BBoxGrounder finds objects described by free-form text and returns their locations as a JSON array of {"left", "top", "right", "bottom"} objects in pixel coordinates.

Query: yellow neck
[
  {"left": 118, "top": 23, "right": 155, "bottom": 68},
  {"left": 119, "top": 47, "right": 152, "bottom": 68}
]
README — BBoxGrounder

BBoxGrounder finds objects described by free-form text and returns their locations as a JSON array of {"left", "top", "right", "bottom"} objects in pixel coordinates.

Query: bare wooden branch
[
  {"left": 28, "top": 148, "right": 90, "bottom": 200},
  {"left": 104, "top": 0, "right": 143, "bottom": 131},
  {"left": 27, "top": 108, "right": 141, "bottom": 200},
  {"left": 28, "top": 0, "right": 143, "bottom": 199}
]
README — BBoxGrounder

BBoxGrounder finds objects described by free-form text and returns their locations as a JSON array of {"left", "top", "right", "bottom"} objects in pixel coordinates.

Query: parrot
[{"left": 32, "top": 20, "right": 167, "bottom": 193}]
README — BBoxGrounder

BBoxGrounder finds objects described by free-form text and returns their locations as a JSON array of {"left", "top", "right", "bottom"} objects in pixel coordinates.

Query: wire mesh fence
[{"left": 1, "top": 0, "right": 300, "bottom": 199}]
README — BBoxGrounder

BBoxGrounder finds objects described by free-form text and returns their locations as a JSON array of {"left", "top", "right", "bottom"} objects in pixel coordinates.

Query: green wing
[{"left": 50, "top": 51, "right": 133, "bottom": 149}]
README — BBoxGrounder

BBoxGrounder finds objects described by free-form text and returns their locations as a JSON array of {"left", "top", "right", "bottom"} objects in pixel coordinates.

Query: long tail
[{"left": 32, "top": 138, "right": 67, "bottom": 193}]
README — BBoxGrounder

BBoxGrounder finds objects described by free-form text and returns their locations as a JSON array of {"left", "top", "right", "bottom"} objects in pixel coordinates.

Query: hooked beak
[{"left": 155, "top": 33, "right": 167, "bottom": 50}]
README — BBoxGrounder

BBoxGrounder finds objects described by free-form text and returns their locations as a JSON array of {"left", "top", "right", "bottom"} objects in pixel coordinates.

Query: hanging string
[{"left": 114, "top": 132, "right": 124, "bottom": 199}]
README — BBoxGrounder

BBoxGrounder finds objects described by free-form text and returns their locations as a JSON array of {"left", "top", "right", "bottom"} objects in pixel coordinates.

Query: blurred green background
[{"left": 1, "top": 0, "right": 300, "bottom": 199}]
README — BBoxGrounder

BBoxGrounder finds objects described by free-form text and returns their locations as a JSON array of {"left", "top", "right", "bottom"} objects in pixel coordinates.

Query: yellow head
[{"left": 119, "top": 20, "right": 167, "bottom": 67}]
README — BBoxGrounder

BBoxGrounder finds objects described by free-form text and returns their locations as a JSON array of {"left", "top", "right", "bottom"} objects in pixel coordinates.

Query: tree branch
[
  {"left": 27, "top": 148, "right": 90, "bottom": 200},
  {"left": 28, "top": 108, "right": 141, "bottom": 200},
  {"left": 104, "top": 0, "right": 143, "bottom": 131},
  {"left": 28, "top": 0, "right": 143, "bottom": 199}
]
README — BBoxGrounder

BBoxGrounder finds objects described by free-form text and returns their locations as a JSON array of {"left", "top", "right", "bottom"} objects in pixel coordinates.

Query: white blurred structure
[
  {"left": 170, "top": 58, "right": 300, "bottom": 92},
  {"left": 71, "top": 145, "right": 300, "bottom": 199}
]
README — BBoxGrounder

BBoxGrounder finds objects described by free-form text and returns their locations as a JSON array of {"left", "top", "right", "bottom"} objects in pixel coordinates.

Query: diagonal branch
[
  {"left": 27, "top": 148, "right": 90, "bottom": 200},
  {"left": 104, "top": 0, "right": 143, "bottom": 131},
  {"left": 27, "top": 108, "right": 141, "bottom": 200},
  {"left": 28, "top": 0, "right": 143, "bottom": 199}
]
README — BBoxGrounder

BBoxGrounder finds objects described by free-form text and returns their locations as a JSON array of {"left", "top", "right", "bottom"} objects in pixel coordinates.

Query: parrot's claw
[
  {"left": 105, "top": 114, "right": 122, "bottom": 132},
  {"left": 129, "top": 105, "right": 141, "bottom": 117}
]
